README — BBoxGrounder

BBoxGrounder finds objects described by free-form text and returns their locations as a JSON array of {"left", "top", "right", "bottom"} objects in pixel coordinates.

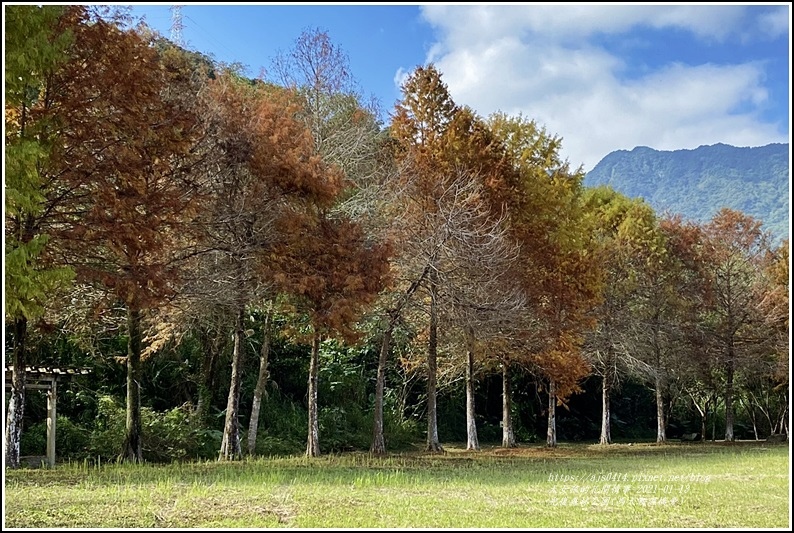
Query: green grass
[{"left": 4, "top": 441, "right": 790, "bottom": 528}]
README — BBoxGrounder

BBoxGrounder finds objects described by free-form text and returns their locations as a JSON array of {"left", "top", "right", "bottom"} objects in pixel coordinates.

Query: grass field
[{"left": 3, "top": 441, "right": 791, "bottom": 529}]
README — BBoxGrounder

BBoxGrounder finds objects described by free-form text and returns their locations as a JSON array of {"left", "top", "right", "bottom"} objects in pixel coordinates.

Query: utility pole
[{"left": 170, "top": 5, "right": 184, "bottom": 47}]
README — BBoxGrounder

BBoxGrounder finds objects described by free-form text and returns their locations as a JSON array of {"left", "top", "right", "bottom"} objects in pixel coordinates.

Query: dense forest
[
  {"left": 5, "top": 6, "right": 789, "bottom": 467},
  {"left": 584, "top": 143, "right": 790, "bottom": 243}
]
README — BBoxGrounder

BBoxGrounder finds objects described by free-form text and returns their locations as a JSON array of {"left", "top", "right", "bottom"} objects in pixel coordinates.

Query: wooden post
[{"left": 46, "top": 379, "right": 57, "bottom": 468}]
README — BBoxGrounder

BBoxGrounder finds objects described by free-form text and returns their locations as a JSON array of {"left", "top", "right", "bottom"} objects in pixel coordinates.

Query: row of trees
[{"left": 5, "top": 6, "right": 789, "bottom": 467}]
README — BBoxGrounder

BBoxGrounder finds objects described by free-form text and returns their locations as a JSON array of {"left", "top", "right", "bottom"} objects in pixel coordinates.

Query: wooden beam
[{"left": 4, "top": 383, "right": 54, "bottom": 391}]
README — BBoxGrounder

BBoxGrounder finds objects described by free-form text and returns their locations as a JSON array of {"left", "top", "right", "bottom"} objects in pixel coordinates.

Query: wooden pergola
[{"left": 4, "top": 365, "right": 91, "bottom": 467}]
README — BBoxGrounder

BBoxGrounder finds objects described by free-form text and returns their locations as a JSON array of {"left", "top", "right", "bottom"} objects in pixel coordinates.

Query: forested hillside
[{"left": 584, "top": 143, "right": 790, "bottom": 242}]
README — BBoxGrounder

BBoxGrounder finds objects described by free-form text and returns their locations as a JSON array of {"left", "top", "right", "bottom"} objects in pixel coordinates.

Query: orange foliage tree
[
  {"left": 487, "top": 112, "right": 601, "bottom": 447},
  {"left": 387, "top": 65, "right": 522, "bottom": 452}
]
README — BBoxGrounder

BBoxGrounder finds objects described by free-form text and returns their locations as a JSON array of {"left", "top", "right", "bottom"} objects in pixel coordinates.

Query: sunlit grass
[{"left": 4, "top": 441, "right": 790, "bottom": 528}]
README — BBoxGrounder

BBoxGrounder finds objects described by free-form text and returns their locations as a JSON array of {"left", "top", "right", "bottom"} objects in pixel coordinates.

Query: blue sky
[{"left": 126, "top": 3, "right": 791, "bottom": 172}]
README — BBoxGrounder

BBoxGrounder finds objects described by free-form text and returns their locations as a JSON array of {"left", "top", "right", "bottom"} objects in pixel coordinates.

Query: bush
[
  {"left": 556, "top": 412, "right": 599, "bottom": 442},
  {"left": 382, "top": 410, "right": 421, "bottom": 450},
  {"left": 20, "top": 412, "right": 108, "bottom": 462},
  {"left": 81, "top": 395, "right": 221, "bottom": 463},
  {"left": 253, "top": 434, "right": 305, "bottom": 457},
  {"left": 514, "top": 421, "right": 539, "bottom": 444},
  {"left": 19, "top": 421, "right": 46, "bottom": 457},
  {"left": 142, "top": 403, "right": 221, "bottom": 462},
  {"left": 319, "top": 405, "right": 371, "bottom": 452},
  {"left": 472, "top": 416, "right": 498, "bottom": 443},
  {"left": 253, "top": 386, "right": 308, "bottom": 451},
  {"left": 87, "top": 395, "right": 126, "bottom": 461},
  {"left": 56, "top": 416, "right": 91, "bottom": 458}
]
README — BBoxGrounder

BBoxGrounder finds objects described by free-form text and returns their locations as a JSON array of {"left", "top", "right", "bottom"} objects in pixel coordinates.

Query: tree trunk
[
  {"left": 690, "top": 391, "right": 707, "bottom": 441},
  {"left": 219, "top": 306, "right": 245, "bottom": 460},
  {"left": 426, "top": 271, "right": 442, "bottom": 452},
  {"left": 599, "top": 375, "right": 611, "bottom": 445},
  {"left": 465, "top": 327, "right": 479, "bottom": 451},
  {"left": 655, "top": 373, "right": 666, "bottom": 444},
  {"left": 196, "top": 326, "right": 221, "bottom": 426},
  {"left": 247, "top": 309, "right": 271, "bottom": 456},
  {"left": 725, "top": 354, "right": 735, "bottom": 442},
  {"left": 122, "top": 307, "right": 143, "bottom": 463},
  {"left": 371, "top": 326, "right": 392, "bottom": 455},
  {"left": 306, "top": 332, "right": 321, "bottom": 457},
  {"left": 750, "top": 390, "right": 775, "bottom": 435},
  {"left": 547, "top": 379, "right": 557, "bottom": 448},
  {"left": 741, "top": 396, "right": 759, "bottom": 440},
  {"left": 501, "top": 363, "right": 515, "bottom": 448},
  {"left": 5, "top": 317, "right": 27, "bottom": 469},
  {"left": 371, "top": 265, "right": 429, "bottom": 455}
]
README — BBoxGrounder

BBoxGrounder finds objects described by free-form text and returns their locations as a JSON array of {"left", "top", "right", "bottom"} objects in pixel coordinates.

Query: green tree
[
  {"left": 583, "top": 186, "right": 646, "bottom": 444},
  {"left": 592, "top": 196, "right": 700, "bottom": 445},
  {"left": 4, "top": 4, "right": 74, "bottom": 468}
]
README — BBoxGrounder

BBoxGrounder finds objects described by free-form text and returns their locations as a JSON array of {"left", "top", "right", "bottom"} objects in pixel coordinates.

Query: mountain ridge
[{"left": 583, "top": 142, "right": 790, "bottom": 243}]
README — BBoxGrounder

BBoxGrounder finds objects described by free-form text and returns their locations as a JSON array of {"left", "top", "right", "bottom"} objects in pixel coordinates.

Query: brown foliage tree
[
  {"left": 22, "top": 8, "right": 207, "bottom": 463},
  {"left": 387, "top": 66, "right": 523, "bottom": 452},
  {"left": 699, "top": 209, "right": 775, "bottom": 441},
  {"left": 191, "top": 70, "right": 342, "bottom": 460},
  {"left": 273, "top": 214, "right": 391, "bottom": 457}
]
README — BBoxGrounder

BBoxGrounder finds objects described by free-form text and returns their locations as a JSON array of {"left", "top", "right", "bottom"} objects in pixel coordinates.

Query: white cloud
[
  {"left": 393, "top": 67, "right": 410, "bottom": 94},
  {"left": 409, "top": 4, "right": 788, "bottom": 171},
  {"left": 756, "top": 6, "right": 790, "bottom": 39},
  {"left": 421, "top": 4, "right": 752, "bottom": 45}
]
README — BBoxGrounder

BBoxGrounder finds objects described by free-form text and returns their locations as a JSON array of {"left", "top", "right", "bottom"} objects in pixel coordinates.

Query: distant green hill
[{"left": 584, "top": 143, "right": 790, "bottom": 243}]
